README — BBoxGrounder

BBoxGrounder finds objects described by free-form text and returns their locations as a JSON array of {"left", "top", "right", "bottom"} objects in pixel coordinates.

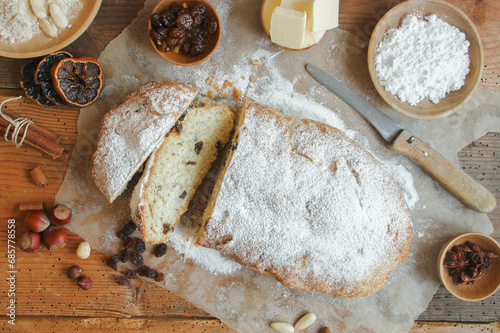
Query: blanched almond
[
  {"left": 294, "top": 312, "right": 316, "bottom": 330},
  {"left": 30, "top": 0, "right": 47, "bottom": 19},
  {"left": 39, "top": 18, "right": 58, "bottom": 38},
  {"left": 49, "top": 4, "right": 68, "bottom": 29},
  {"left": 270, "top": 322, "right": 294, "bottom": 333}
]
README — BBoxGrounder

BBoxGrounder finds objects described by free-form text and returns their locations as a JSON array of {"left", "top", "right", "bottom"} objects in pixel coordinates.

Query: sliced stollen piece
[
  {"left": 92, "top": 81, "right": 198, "bottom": 203},
  {"left": 130, "top": 105, "right": 234, "bottom": 244},
  {"left": 197, "top": 99, "right": 413, "bottom": 297}
]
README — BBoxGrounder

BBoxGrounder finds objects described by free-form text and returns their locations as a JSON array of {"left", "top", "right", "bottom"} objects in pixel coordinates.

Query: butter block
[
  {"left": 270, "top": 6, "right": 307, "bottom": 49},
  {"left": 281, "top": 0, "right": 339, "bottom": 32},
  {"left": 303, "top": 29, "right": 326, "bottom": 48}
]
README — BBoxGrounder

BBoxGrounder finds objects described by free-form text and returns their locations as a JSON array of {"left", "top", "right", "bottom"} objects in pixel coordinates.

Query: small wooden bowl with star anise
[{"left": 437, "top": 232, "right": 500, "bottom": 301}]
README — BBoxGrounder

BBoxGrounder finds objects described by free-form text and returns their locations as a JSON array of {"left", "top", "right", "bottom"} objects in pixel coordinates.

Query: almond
[
  {"left": 30, "top": 0, "right": 47, "bottom": 19},
  {"left": 49, "top": 4, "right": 68, "bottom": 29}
]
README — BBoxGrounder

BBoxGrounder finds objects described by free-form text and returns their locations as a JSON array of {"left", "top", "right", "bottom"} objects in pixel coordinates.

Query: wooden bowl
[
  {"left": 259, "top": 0, "right": 325, "bottom": 51},
  {"left": 0, "top": 0, "right": 102, "bottom": 59},
  {"left": 437, "top": 233, "right": 500, "bottom": 301},
  {"left": 148, "top": 0, "right": 221, "bottom": 66},
  {"left": 367, "top": 0, "right": 483, "bottom": 119}
]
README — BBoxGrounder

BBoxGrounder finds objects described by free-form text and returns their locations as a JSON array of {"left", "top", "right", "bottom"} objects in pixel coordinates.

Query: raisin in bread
[
  {"left": 130, "top": 105, "right": 234, "bottom": 244},
  {"left": 92, "top": 81, "right": 198, "bottom": 203},
  {"left": 197, "top": 99, "right": 413, "bottom": 297}
]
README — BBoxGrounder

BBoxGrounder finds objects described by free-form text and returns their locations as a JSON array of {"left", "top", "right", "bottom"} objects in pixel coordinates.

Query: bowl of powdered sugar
[{"left": 367, "top": 0, "right": 483, "bottom": 119}]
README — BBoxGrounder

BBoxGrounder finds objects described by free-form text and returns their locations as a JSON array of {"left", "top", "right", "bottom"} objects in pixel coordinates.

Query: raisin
[
  {"left": 123, "top": 270, "right": 137, "bottom": 280},
  {"left": 203, "top": 17, "right": 218, "bottom": 34},
  {"left": 122, "top": 221, "right": 137, "bottom": 236},
  {"left": 179, "top": 191, "right": 187, "bottom": 199},
  {"left": 155, "top": 272, "right": 165, "bottom": 282},
  {"left": 135, "top": 238, "right": 146, "bottom": 254},
  {"left": 194, "top": 141, "right": 203, "bottom": 154},
  {"left": 192, "top": 13, "right": 204, "bottom": 26},
  {"left": 137, "top": 266, "right": 150, "bottom": 277},
  {"left": 106, "top": 257, "right": 119, "bottom": 271},
  {"left": 154, "top": 243, "right": 168, "bottom": 258},
  {"left": 156, "top": 27, "right": 170, "bottom": 39},
  {"left": 131, "top": 252, "right": 144, "bottom": 266},
  {"left": 116, "top": 230, "right": 127, "bottom": 241},
  {"left": 176, "top": 13, "right": 193, "bottom": 30},
  {"left": 115, "top": 276, "right": 130, "bottom": 286},
  {"left": 189, "top": 43, "right": 203, "bottom": 57},
  {"left": 169, "top": 27, "right": 185, "bottom": 39},
  {"left": 191, "top": 34, "right": 203, "bottom": 45},
  {"left": 178, "top": 8, "right": 189, "bottom": 16},
  {"left": 151, "top": 13, "right": 163, "bottom": 29},
  {"left": 146, "top": 268, "right": 158, "bottom": 279},
  {"left": 190, "top": 4, "right": 206, "bottom": 17},
  {"left": 174, "top": 123, "right": 182, "bottom": 134},
  {"left": 186, "top": 161, "right": 196, "bottom": 165},
  {"left": 160, "top": 11, "right": 176, "bottom": 27},
  {"left": 120, "top": 249, "right": 130, "bottom": 263},
  {"left": 163, "top": 224, "right": 172, "bottom": 234},
  {"left": 123, "top": 237, "right": 133, "bottom": 250}
]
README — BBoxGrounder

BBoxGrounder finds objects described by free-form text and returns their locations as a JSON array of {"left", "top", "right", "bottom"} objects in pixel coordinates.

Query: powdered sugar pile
[
  {"left": 197, "top": 102, "right": 413, "bottom": 296},
  {"left": 375, "top": 14, "right": 470, "bottom": 105}
]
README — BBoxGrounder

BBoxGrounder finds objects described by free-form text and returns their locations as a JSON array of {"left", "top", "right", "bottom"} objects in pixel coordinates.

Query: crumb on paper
[{"left": 252, "top": 59, "right": 262, "bottom": 67}]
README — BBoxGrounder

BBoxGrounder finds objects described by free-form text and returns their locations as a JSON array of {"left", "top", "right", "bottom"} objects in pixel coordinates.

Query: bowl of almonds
[
  {"left": 437, "top": 232, "right": 500, "bottom": 301},
  {"left": 148, "top": 0, "right": 221, "bottom": 66}
]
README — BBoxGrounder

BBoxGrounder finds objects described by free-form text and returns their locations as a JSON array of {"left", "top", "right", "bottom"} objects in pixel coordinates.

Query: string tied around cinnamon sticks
[
  {"left": 0, "top": 96, "right": 33, "bottom": 148},
  {"left": 0, "top": 96, "right": 69, "bottom": 161}
]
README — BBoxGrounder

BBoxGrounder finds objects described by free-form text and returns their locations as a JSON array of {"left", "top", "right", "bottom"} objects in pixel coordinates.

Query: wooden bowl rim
[
  {"left": 367, "top": 0, "right": 484, "bottom": 120},
  {"left": 148, "top": 0, "right": 221, "bottom": 66},
  {"left": 437, "top": 232, "right": 500, "bottom": 301},
  {"left": 0, "top": 0, "right": 102, "bottom": 59}
]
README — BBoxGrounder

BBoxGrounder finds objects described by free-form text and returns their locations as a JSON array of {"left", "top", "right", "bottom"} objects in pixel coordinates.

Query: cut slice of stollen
[
  {"left": 92, "top": 81, "right": 198, "bottom": 203},
  {"left": 130, "top": 104, "right": 234, "bottom": 244}
]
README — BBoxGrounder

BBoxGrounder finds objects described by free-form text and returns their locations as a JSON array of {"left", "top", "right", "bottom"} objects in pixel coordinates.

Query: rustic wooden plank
[
  {"left": 412, "top": 321, "right": 500, "bottom": 332},
  {"left": 0, "top": 318, "right": 234, "bottom": 332}
]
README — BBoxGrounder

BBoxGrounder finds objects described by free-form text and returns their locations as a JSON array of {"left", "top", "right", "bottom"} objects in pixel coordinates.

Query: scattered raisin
[
  {"left": 120, "top": 249, "right": 130, "bottom": 263},
  {"left": 106, "top": 254, "right": 121, "bottom": 270},
  {"left": 116, "top": 230, "right": 127, "bottom": 241},
  {"left": 131, "top": 252, "right": 144, "bottom": 266},
  {"left": 137, "top": 266, "right": 150, "bottom": 277},
  {"left": 115, "top": 276, "right": 130, "bottom": 286},
  {"left": 155, "top": 272, "right": 165, "bottom": 282},
  {"left": 123, "top": 237, "right": 133, "bottom": 250},
  {"left": 154, "top": 243, "right": 168, "bottom": 258},
  {"left": 186, "top": 161, "right": 196, "bottom": 165},
  {"left": 135, "top": 238, "right": 146, "bottom": 254},
  {"left": 123, "top": 270, "right": 137, "bottom": 280},
  {"left": 122, "top": 221, "right": 137, "bottom": 236},
  {"left": 179, "top": 191, "right": 187, "bottom": 199},
  {"left": 147, "top": 269, "right": 158, "bottom": 279},
  {"left": 194, "top": 141, "right": 203, "bottom": 154}
]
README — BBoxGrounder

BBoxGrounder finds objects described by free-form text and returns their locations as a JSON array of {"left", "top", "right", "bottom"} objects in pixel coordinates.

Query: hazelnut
[
  {"left": 49, "top": 204, "right": 72, "bottom": 226},
  {"left": 319, "top": 328, "right": 331, "bottom": 333},
  {"left": 25, "top": 210, "right": 50, "bottom": 233},
  {"left": 76, "top": 241, "right": 91, "bottom": 259},
  {"left": 17, "top": 231, "right": 42, "bottom": 252},
  {"left": 67, "top": 265, "right": 83, "bottom": 280},
  {"left": 42, "top": 226, "right": 67, "bottom": 251},
  {"left": 77, "top": 276, "right": 92, "bottom": 290}
]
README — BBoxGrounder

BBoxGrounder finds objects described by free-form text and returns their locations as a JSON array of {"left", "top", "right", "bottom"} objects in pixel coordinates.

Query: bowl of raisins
[{"left": 149, "top": 0, "right": 221, "bottom": 66}]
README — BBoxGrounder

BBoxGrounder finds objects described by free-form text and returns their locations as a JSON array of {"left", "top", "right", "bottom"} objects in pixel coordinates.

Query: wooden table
[{"left": 1, "top": 0, "right": 499, "bottom": 331}]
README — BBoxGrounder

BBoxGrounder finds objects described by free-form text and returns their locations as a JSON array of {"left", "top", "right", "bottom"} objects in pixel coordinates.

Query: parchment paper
[{"left": 56, "top": 1, "right": 500, "bottom": 332}]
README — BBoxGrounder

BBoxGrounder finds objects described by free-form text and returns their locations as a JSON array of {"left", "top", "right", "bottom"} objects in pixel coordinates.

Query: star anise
[
  {"left": 444, "top": 246, "right": 469, "bottom": 284},
  {"left": 444, "top": 241, "right": 498, "bottom": 285}
]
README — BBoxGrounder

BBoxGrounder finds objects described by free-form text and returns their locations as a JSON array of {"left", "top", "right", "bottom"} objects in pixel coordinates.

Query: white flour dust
[{"left": 375, "top": 14, "right": 470, "bottom": 105}]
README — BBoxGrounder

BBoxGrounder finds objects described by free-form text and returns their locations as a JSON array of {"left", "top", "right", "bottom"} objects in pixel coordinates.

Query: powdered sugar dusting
[
  {"left": 92, "top": 82, "right": 197, "bottom": 202},
  {"left": 375, "top": 14, "right": 470, "bottom": 105},
  {"left": 198, "top": 102, "right": 413, "bottom": 296}
]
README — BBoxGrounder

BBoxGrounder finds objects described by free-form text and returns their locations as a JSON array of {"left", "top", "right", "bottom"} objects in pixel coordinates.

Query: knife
[{"left": 306, "top": 63, "right": 496, "bottom": 213}]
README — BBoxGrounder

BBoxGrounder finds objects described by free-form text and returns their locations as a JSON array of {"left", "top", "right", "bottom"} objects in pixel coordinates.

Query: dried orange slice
[{"left": 51, "top": 57, "right": 104, "bottom": 108}]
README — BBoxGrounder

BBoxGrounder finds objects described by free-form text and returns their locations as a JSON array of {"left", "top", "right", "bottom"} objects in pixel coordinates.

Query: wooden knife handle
[{"left": 390, "top": 129, "right": 497, "bottom": 213}]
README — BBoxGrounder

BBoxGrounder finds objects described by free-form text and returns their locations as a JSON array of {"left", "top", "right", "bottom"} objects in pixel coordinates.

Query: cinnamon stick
[
  {"left": 19, "top": 202, "right": 45, "bottom": 211},
  {"left": 30, "top": 166, "right": 49, "bottom": 187},
  {"left": 0, "top": 123, "right": 66, "bottom": 160},
  {"left": 0, "top": 110, "right": 60, "bottom": 143}
]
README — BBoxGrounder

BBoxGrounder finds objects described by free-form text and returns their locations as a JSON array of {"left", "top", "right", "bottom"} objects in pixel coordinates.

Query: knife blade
[{"left": 306, "top": 63, "right": 496, "bottom": 213}]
